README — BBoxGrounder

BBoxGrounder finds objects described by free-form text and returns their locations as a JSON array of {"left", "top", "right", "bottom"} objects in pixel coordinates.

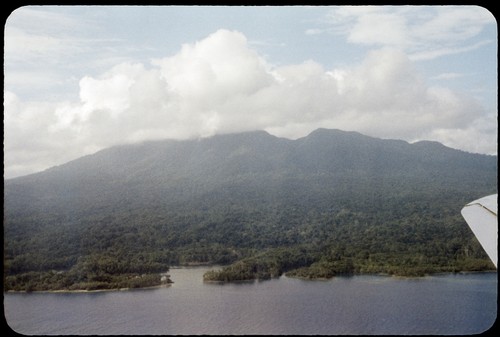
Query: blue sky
[{"left": 4, "top": 6, "right": 498, "bottom": 178}]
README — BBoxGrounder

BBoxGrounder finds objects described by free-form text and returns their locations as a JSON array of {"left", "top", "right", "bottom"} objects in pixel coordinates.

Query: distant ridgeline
[{"left": 4, "top": 128, "right": 497, "bottom": 290}]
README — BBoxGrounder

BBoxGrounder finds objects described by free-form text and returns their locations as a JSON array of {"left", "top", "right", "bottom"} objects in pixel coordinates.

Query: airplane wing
[{"left": 461, "top": 194, "right": 497, "bottom": 268}]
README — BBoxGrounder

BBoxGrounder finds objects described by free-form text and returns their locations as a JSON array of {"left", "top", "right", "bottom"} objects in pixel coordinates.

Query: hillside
[{"left": 4, "top": 128, "right": 498, "bottom": 290}]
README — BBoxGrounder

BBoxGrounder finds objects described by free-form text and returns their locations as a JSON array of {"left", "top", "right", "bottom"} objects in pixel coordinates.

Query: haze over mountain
[
  {"left": 4, "top": 128, "right": 497, "bottom": 289},
  {"left": 5, "top": 128, "right": 495, "bottom": 204}
]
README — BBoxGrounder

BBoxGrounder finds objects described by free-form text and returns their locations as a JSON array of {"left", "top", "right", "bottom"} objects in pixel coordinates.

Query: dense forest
[{"left": 4, "top": 129, "right": 497, "bottom": 290}]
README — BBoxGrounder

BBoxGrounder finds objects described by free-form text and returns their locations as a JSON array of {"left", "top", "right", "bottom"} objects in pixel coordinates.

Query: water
[{"left": 4, "top": 268, "right": 497, "bottom": 335}]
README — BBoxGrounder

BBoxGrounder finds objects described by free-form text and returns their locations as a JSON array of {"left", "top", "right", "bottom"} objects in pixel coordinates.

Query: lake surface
[{"left": 4, "top": 267, "right": 497, "bottom": 335}]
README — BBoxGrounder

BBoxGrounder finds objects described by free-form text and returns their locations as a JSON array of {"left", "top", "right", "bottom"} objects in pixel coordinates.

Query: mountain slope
[
  {"left": 4, "top": 128, "right": 498, "bottom": 289},
  {"left": 5, "top": 128, "right": 495, "bottom": 209}
]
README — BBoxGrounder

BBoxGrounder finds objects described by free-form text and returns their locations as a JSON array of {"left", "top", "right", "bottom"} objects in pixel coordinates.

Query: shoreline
[
  {"left": 5, "top": 269, "right": 496, "bottom": 293},
  {"left": 205, "top": 268, "right": 497, "bottom": 283},
  {"left": 286, "top": 269, "right": 498, "bottom": 281},
  {"left": 5, "top": 283, "right": 172, "bottom": 294}
]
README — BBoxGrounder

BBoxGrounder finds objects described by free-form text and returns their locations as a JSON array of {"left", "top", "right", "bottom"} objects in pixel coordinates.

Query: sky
[{"left": 4, "top": 5, "right": 498, "bottom": 178}]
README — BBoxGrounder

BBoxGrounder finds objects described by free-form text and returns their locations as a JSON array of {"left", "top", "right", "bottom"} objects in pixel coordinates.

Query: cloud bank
[{"left": 4, "top": 29, "right": 496, "bottom": 178}]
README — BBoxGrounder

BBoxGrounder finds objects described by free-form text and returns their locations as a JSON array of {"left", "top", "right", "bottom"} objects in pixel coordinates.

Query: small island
[{"left": 4, "top": 251, "right": 173, "bottom": 292}]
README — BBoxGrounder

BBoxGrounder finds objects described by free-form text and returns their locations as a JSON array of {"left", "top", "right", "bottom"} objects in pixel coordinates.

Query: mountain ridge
[
  {"left": 3, "top": 127, "right": 497, "bottom": 290},
  {"left": 4, "top": 127, "right": 497, "bottom": 219},
  {"left": 6, "top": 128, "right": 495, "bottom": 182},
  {"left": 5, "top": 127, "right": 496, "bottom": 214}
]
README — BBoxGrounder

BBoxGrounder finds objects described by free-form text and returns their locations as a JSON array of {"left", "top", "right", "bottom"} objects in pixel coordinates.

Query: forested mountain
[{"left": 4, "top": 128, "right": 498, "bottom": 290}]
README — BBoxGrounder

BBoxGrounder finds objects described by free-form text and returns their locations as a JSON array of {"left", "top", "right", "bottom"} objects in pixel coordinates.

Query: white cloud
[
  {"left": 418, "top": 111, "right": 498, "bottom": 155},
  {"left": 348, "top": 11, "right": 408, "bottom": 47},
  {"left": 153, "top": 30, "right": 274, "bottom": 104},
  {"left": 4, "top": 29, "right": 496, "bottom": 178},
  {"left": 4, "top": 26, "right": 63, "bottom": 62},
  {"left": 305, "top": 28, "right": 323, "bottom": 35},
  {"left": 408, "top": 40, "right": 493, "bottom": 61},
  {"left": 79, "top": 64, "right": 142, "bottom": 119},
  {"left": 4, "top": 10, "right": 116, "bottom": 66},
  {"left": 4, "top": 7, "right": 141, "bottom": 103},
  {"left": 411, "top": 6, "right": 494, "bottom": 43},
  {"left": 325, "top": 6, "right": 495, "bottom": 60},
  {"left": 430, "top": 72, "right": 465, "bottom": 80}
]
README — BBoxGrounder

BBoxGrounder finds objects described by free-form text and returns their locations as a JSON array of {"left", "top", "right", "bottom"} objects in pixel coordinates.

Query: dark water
[{"left": 4, "top": 267, "right": 497, "bottom": 335}]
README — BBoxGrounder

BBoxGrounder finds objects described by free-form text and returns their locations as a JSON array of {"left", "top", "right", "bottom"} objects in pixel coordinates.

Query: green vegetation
[
  {"left": 203, "top": 246, "right": 319, "bottom": 282},
  {"left": 202, "top": 196, "right": 496, "bottom": 282},
  {"left": 4, "top": 251, "right": 171, "bottom": 292},
  {"left": 4, "top": 270, "right": 165, "bottom": 292},
  {"left": 4, "top": 129, "right": 497, "bottom": 290}
]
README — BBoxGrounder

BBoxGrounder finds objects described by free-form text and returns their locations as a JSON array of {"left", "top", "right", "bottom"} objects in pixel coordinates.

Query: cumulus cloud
[{"left": 4, "top": 29, "right": 496, "bottom": 178}]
